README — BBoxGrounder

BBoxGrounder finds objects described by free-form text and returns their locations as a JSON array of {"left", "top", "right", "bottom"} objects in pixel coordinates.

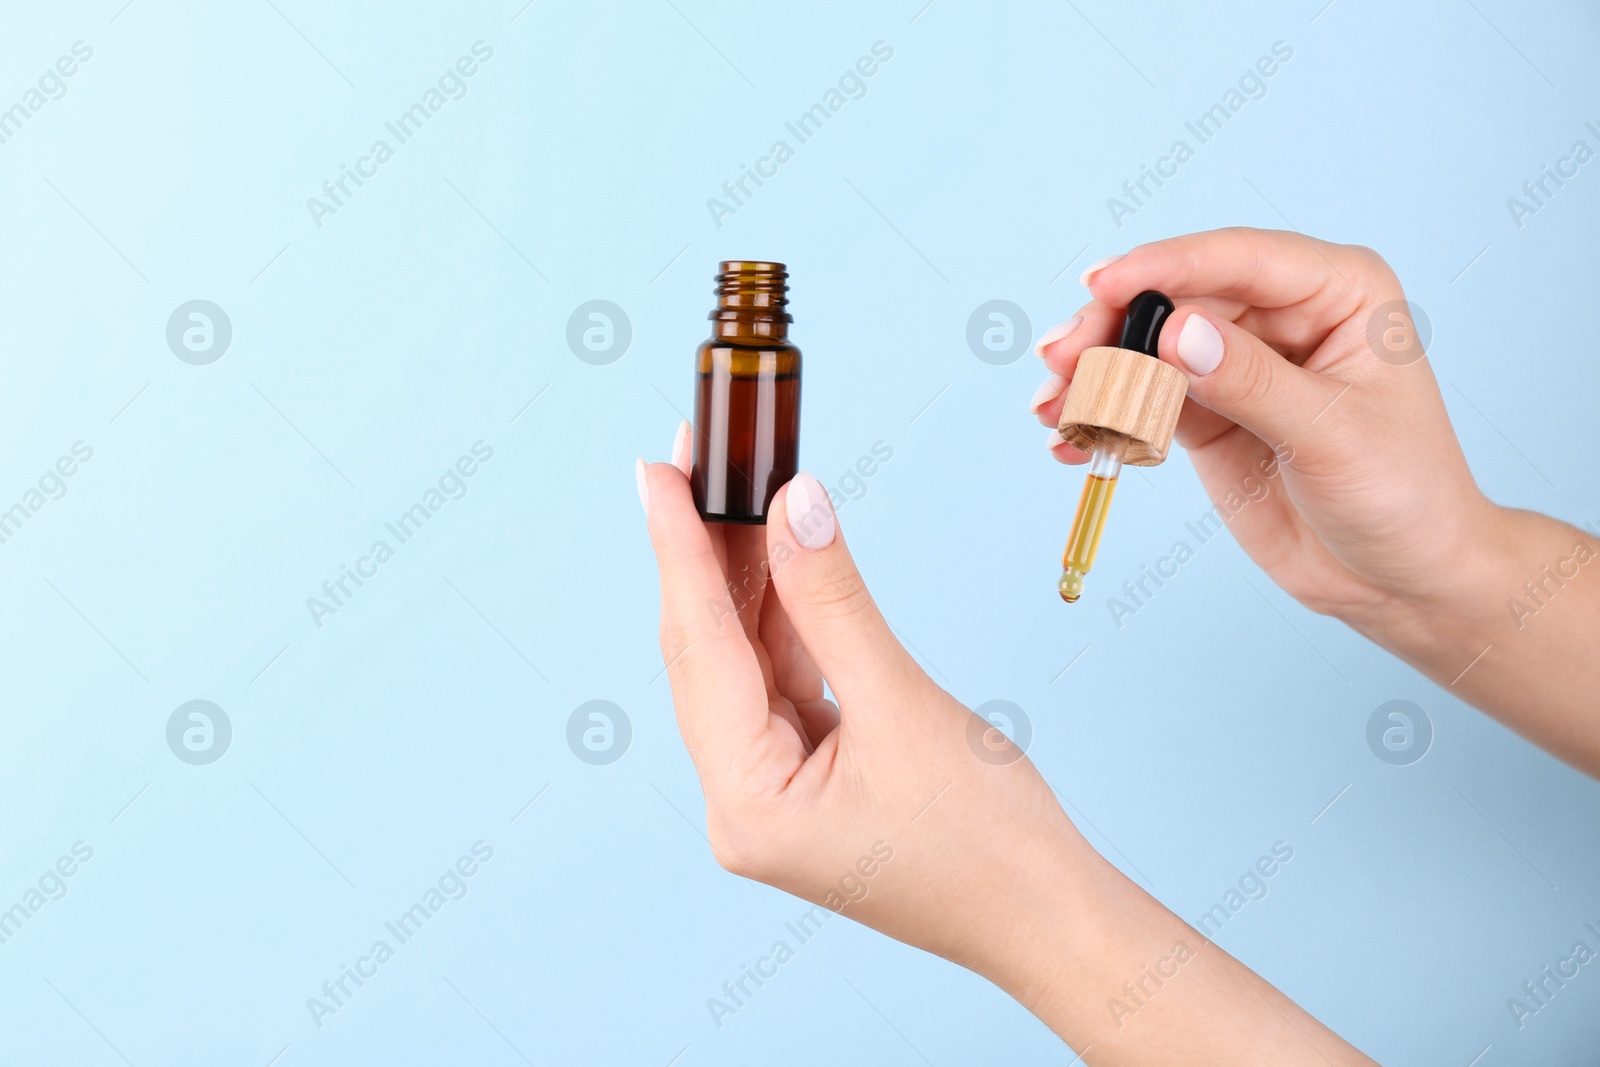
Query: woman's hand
[
  {"left": 1035, "top": 226, "right": 1494, "bottom": 622},
  {"left": 1033, "top": 227, "right": 1600, "bottom": 774},
  {"left": 639, "top": 439, "right": 1082, "bottom": 976},
  {"left": 639, "top": 433, "right": 1373, "bottom": 1062}
]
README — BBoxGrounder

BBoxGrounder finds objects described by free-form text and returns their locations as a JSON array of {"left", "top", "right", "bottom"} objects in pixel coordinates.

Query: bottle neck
[{"left": 710, "top": 261, "right": 791, "bottom": 342}]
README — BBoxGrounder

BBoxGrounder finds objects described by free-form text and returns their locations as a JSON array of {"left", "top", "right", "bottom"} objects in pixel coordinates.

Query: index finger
[
  {"left": 1084, "top": 226, "right": 1383, "bottom": 312},
  {"left": 641, "top": 460, "right": 771, "bottom": 771}
]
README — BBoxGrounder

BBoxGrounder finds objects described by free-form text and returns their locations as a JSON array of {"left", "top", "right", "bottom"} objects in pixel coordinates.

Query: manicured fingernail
[
  {"left": 635, "top": 458, "right": 650, "bottom": 514},
  {"left": 1079, "top": 254, "right": 1125, "bottom": 287},
  {"left": 1046, "top": 428, "right": 1067, "bottom": 450},
  {"left": 670, "top": 420, "right": 691, "bottom": 474},
  {"left": 1176, "top": 313, "right": 1224, "bottom": 376},
  {"left": 1030, "top": 374, "right": 1068, "bottom": 414},
  {"left": 786, "top": 471, "right": 836, "bottom": 550},
  {"left": 1035, "top": 315, "right": 1083, "bottom": 355}
]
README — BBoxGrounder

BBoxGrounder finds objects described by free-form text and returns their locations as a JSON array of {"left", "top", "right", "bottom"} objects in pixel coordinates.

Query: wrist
[
  {"left": 1344, "top": 502, "right": 1560, "bottom": 670},
  {"left": 961, "top": 817, "right": 1105, "bottom": 1001},
  {"left": 1340, "top": 496, "right": 1508, "bottom": 646},
  {"left": 968, "top": 820, "right": 1172, "bottom": 1045},
  {"left": 974, "top": 828, "right": 1374, "bottom": 1060}
]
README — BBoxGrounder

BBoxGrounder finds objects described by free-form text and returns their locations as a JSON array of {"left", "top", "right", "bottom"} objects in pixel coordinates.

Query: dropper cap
[
  {"left": 1118, "top": 290, "right": 1174, "bottom": 356},
  {"left": 1054, "top": 290, "right": 1188, "bottom": 467}
]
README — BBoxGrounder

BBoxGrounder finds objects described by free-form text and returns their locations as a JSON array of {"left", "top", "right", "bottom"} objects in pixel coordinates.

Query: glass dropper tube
[{"left": 1059, "top": 431, "right": 1127, "bottom": 603}]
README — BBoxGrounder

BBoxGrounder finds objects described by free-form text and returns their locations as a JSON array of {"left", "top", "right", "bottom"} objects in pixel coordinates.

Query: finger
[
  {"left": 769, "top": 694, "right": 814, "bottom": 756},
  {"left": 1031, "top": 373, "right": 1069, "bottom": 426},
  {"left": 1034, "top": 313, "right": 1083, "bottom": 356},
  {"left": 1159, "top": 306, "right": 1344, "bottom": 454},
  {"left": 1037, "top": 302, "right": 1122, "bottom": 369},
  {"left": 1172, "top": 395, "right": 1237, "bottom": 451},
  {"left": 722, "top": 524, "right": 770, "bottom": 646},
  {"left": 1032, "top": 304, "right": 1119, "bottom": 429},
  {"left": 740, "top": 585, "right": 815, "bottom": 755},
  {"left": 765, "top": 472, "right": 922, "bottom": 706},
  {"left": 670, "top": 419, "right": 692, "bottom": 476},
  {"left": 792, "top": 697, "right": 841, "bottom": 748},
  {"left": 1183, "top": 423, "right": 1307, "bottom": 572},
  {"left": 757, "top": 573, "right": 823, "bottom": 705},
  {"left": 641, "top": 460, "right": 770, "bottom": 768},
  {"left": 1046, "top": 428, "right": 1091, "bottom": 465},
  {"left": 1084, "top": 226, "right": 1376, "bottom": 308}
]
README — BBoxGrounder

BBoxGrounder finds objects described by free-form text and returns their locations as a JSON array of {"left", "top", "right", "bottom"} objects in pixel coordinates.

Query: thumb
[
  {"left": 765, "top": 472, "right": 920, "bottom": 703},
  {"left": 1161, "top": 306, "right": 1343, "bottom": 451}
]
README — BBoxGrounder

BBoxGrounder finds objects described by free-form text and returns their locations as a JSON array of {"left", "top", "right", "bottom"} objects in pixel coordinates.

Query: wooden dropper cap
[{"left": 1056, "top": 291, "right": 1188, "bottom": 466}]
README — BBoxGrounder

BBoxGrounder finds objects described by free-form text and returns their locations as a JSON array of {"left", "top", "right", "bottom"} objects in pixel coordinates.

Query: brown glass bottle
[{"left": 691, "top": 261, "right": 801, "bottom": 524}]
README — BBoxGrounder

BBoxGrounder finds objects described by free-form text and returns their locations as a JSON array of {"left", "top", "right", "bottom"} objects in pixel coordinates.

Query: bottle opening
[
  {"left": 711, "top": 260, "right": 791, "bottom": 338},
  {"left": 715, "top": 261, "right": 790, "bottom": 313}
]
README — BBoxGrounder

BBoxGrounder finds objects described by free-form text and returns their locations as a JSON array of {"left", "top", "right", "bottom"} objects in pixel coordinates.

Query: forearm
[
  {"left": 976, "top": 829, "right": 1372, "bottom": 1063},
  {"left": 1350, "top": 506, "right": 1600, "bottom": 775}
]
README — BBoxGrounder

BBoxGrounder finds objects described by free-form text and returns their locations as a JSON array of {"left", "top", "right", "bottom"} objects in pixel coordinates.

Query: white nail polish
[
  {"left": 1035, "top": 315, "right": 1083, "bottom": 354},
  {"left": 786, "top": 472, "right": 836, "bottom": 550},
  {"left": 670, "top": 420, "right": 692, "bottom": 473},
  {"left": 1046, "top": 428, "right": 1067, "bottom": 450},
  {"left": 1176, "top": 314, "right": 1224, "bottom": 376},
  {"left": 1030, "top": 374, "right": 1068, "bottom": 413},
  {"left": 635, "top": 458, "right": 649, "bottom": 514},
  {"left": 1079, "top": 253, "right": 1126, "bottom": 287}
]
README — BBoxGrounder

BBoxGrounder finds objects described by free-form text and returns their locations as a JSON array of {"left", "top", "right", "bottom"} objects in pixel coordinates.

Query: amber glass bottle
[{"left": 691, "top": 261, "right": 801, "bottom": 524}]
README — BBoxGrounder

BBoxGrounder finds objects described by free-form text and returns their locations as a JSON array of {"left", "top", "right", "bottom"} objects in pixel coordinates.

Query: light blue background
[{"left": 1, "top": 1, "right": 1597, "bottom": 1064}]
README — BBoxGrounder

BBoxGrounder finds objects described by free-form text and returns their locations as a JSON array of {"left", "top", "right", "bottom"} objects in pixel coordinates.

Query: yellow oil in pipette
[{"left": 1058, "top": 432, "right": 1127, "bottom": 603}]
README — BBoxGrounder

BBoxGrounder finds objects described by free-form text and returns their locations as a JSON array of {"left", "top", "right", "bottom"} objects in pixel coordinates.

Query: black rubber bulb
[{"left": 1119, "top": 290, "right": 1175, "bottom": 357}]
